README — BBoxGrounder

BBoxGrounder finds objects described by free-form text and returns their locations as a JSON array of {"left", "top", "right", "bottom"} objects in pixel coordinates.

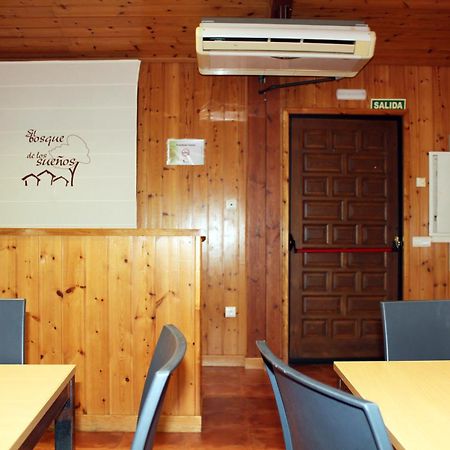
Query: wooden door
[{"left": 289, "top": 115, "right": 402, "bottom": 361}]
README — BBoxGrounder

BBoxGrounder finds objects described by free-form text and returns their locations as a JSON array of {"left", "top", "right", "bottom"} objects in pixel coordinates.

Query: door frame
[{"left": 280, "top": 108, "right": 408, "bottom": 361}]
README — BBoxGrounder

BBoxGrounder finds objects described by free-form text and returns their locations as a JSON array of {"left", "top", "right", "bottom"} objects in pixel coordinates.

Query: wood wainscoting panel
[{"left": 0, "top": 230, "right": 201, "bottom": 431}]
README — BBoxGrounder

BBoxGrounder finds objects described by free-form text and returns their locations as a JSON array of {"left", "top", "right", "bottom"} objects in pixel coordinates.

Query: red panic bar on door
[{"left": 295, "top": 247, "right": 393, "bottom": 253}]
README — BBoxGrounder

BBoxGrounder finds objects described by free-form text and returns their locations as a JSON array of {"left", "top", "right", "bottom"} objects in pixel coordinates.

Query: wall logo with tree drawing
[{"left": 22, "top": 130, "right": 91, "bottom": 187}]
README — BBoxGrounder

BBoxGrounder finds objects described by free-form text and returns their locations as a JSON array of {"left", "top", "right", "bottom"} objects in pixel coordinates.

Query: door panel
[{"left": 289, "top": 115, "right": 402, "bottom": 361}]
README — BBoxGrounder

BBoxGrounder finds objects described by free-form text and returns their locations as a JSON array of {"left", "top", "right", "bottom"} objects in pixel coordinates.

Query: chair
[
  {"left": 131, "top": 324, "right": 187, "bottom": 450},
  {"left": 258, "top": 340, "right": 392, "bottom": 450},
  {"left": 0, "top": 298, "right": 26, "bottom": 364},
  {"left": 381, "top": 300, "right": 450, "bottom": 360},
  {"left": 256, "top": 340, "right": 293, "bottom": 450}
]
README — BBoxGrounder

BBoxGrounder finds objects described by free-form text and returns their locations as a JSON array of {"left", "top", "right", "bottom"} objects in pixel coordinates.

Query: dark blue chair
[
  {"left": 258, "top": 340, "right": 392, "bottom": 450},
  {"left": 131, "top": 324, "right": 187, "bottom": 450},
  {"left": 0, "top": 298, "right": 26, "bottom": 364},
  {"left": 381, "top": 300, "right": 450, "bottom": 360},
  {"left": 256, "top": 340, "right": 293, "bottom": 450}
]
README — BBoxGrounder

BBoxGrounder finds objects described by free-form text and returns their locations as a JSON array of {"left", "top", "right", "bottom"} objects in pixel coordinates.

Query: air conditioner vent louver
[
  {"left": 196, "top": 18, "right": 376, "bottom": 77},
  {"left": 204, "top": 37, "right": 356, "bottom": 46}
]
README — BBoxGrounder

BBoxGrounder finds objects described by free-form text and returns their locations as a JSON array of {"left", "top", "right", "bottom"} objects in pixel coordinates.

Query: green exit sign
[{"left": 370, "top": 98, "right": 406, "bottom": 110}]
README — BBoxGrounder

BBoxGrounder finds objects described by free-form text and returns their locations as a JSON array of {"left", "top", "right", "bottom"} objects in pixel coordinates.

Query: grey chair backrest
[
  {"left": 259, "top": 341, "right": 392, "bottom": 450},
  {"left": 381, "top": 300, "right": 450, "bottom": 361},
  {"left": 0, "top": 298, "right": 26, "bottom": 364},
  {"left": 131, "top": 324, "right": 187, "bottom": 450},
  {"left": 256, "top": 340, "right": 293, "bottom": 450}
]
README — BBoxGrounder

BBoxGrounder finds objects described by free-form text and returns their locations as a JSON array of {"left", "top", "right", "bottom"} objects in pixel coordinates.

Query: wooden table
[
  {"left": 0, "top": 364, "right": 75, "bottom": 450},
  {"left": 334, "top": 361, "right": 450, "bottom": 450}
]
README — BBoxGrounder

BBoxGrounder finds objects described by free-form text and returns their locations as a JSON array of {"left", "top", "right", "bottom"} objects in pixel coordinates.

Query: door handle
[
  {"left": 392, "top": 236, "right": 403, "bottom": 251},
  {"left": 289, "top": 233, "right": 296, "bottom": 252}
]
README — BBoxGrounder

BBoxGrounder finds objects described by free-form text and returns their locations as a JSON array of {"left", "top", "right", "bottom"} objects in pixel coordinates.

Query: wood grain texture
[
  {"left": 246, "top": 77, "right": 268, "bottom": 357},
  {"left": 279, "top": 64, "right": 450, "bottom": 322},
  {"left": 334, "top": 361, "right": 450, "bottom": 450},
  {"left": 0, "top": 1, "right": 448, "bottom": 66},
  {"left": 137, "top": 64, "right": 248, "bottom": 358},
  {"left": 0, "top": 233, "right": 201, "bottom": 430},
  {"left": 0, "top": 60, "right": 449, "bottom": 382}
]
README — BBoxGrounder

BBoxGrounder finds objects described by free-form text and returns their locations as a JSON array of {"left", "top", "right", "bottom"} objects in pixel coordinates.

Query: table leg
[{"left": 55, "top": 376, "right": 74, "bottom": 450}]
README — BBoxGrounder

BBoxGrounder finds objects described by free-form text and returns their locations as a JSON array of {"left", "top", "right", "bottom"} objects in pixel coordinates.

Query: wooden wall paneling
[
  {"left": 192, "top": 73, "right": 214, "bottom": 358},
  {"left": 246, "top": 76, "right": 268, "bottom": 357},
  {"left": 314, "top": 77, "right": 338, "bottom": 105},
  {"left": 151, "top": 235, "right": 198, "bottom": 419},
  {"left": 15, "top": 236, "right": 40, "bottom": 362},
  {"left": 222, "top": 77, "right": 242, "bottom": 356},
  {"left": 191, "top": 70, "right": 210, "bottom": 237},
  {"left": 142, "top": 63, "right": 247, "bottom": 363},
  {"left": 264, "top": 81, "right": 283, "bottom": 357},
  {"left": 177, "top": 63, "right": 196, "bottom": 229},
  {"left": 204, "top": 76, "right": 225, "bottom": 356},
  {"left": 108, "top": 236, "right": 134, "bottom": 415},
  {"left": 0, "top": 237, "right": 17, "bottom": 298},
  {"left": 38, "top": 236, "right": 63, "bottom": 364},
  {"left": 291, "top": 77, "right": 324, "bottom": 106},
  {"left": 386, "top": 66, "right": 412, "bottom": 300},
  {"left": 236, "top": 78, "right": 248, "bottom": 358},
  {"left": 130, "top": 235, "right": 154, "bottom": 410},
  {"left": 61, "top": 236, "right": 86, "bottom": 414},
  {"left": 193, "top": 235, "right": 202, "bottom": 414},
  {"left": 281, "top": 109, "right": 290, "bottom": 361},
  {"left": 84, "top": 236, "right": 110, "bottom": 416},
  {"left": 191, "top": 71, "right": 211, "bottom": 357},
  {"left": 414, "top": 66, "right": 435, "bottom": 298},
  {"left": 371, "top": 65, "right": 391, "bottom": 101},
  {"left": 156, "top": 236, "right": 182, "bottom": 411},
  {"left": 281, "top": 78, "right": 313, "bottom": 108},
  {"left": 171, "top": 237, "right": 200, "bottom": 415},
  {"left": 138, "top": 63, "right": 248, "bottom": 362},
  {"left": 237, "top": 129, "right": 248, "bottom": 360},
  {"left": 0, "top": 231, "right": 201, "bottom": 431},
  {"left": 161, "top": 64, "right": 182, "bottom": 229},
  {"left": 137, "top": 63, "right": 151, "bottom": 229},
  {"left": 401, "top": 66, "right": 419, "bottom": 299},
  {"left": 430, "top": 67, "right": 450, "bottom": 299},
  {"left": 145, "top": 62, "right": 165, "bottom": 229},
  {"left": 432, "top": 67, "right": 450, "bottom": 152}
]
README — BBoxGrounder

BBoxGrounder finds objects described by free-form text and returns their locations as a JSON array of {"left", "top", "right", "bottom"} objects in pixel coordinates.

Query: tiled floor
[{"left": 36, "top": 364, "right": 338, "bottom": 449}]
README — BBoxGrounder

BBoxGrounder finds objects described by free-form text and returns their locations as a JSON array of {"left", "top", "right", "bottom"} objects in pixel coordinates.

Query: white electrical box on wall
[{"left": 429, "top": 151, "right": 450, "bottom": 242}]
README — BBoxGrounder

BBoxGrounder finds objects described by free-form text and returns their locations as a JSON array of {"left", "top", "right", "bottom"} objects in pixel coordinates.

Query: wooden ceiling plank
[
  {"left": 0, "top": 0, "right": 448, "bottom": 66},
  {"left": 293, "top": 0, "right": 450, "bottom": 11}
]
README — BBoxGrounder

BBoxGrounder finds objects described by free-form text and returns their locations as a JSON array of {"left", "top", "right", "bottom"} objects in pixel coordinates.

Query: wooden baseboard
[
  {"left": 244, "top": 357, "right": 264, "bottom": 369},
  {"left": 202, "top": 355, "right": 264, "bottom": 369},
  {"left": 158, "top": 415, "right": 202, "bottom": 432},
  {"left": 202, "top": 355, "right": 245, "bottom": 366},
  {"left": 75, "top": 414, "right": 202, "bottom": 433}
]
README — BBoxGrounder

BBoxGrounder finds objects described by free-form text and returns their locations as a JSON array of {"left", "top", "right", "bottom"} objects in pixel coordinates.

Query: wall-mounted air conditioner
[{"left": 196, "top": 18, "right": 376, "bottom": 77}]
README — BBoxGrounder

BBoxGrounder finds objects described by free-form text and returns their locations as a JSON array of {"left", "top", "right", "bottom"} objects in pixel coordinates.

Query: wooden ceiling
[{"left": 0, "top": 0, "right": 449, "bottom": 66}]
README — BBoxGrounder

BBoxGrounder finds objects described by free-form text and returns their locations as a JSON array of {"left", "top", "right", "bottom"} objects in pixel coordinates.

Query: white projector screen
[{"left": 0, "top": 59, "right": 140, "bottom": 228}]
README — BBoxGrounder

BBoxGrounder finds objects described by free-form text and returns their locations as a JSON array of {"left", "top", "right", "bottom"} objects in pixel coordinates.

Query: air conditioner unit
[{"left": 196, "top": 18, "right": 376, "bottom": 77}]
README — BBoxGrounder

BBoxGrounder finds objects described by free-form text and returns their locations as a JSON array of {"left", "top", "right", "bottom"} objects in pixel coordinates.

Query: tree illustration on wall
[{"left": 48, "top": 135, "right": 91, "bottom": 186}]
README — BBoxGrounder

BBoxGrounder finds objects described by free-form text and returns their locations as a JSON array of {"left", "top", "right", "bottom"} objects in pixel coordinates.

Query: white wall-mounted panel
[
  {"left": 0, "top": 59, "right": 140, "bottom": 228},
  {"left": 429, "top": 151, "right": 450, "bottom": 242}
]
